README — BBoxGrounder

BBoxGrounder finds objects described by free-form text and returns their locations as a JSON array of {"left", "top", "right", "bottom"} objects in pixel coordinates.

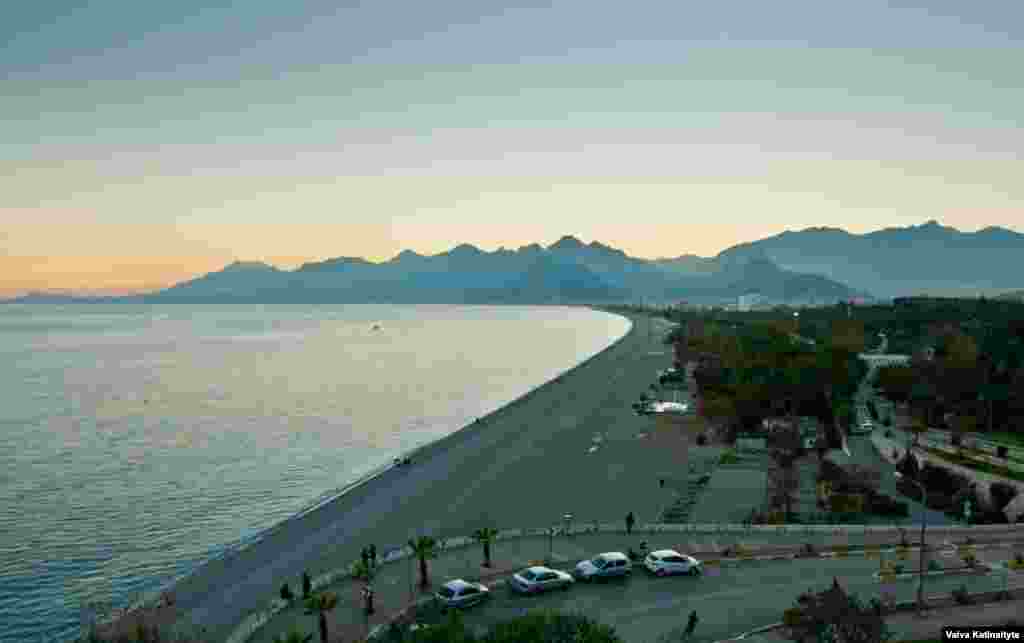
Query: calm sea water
[{"left": 0, "top": 304, "right": 630, "bottom": 642}]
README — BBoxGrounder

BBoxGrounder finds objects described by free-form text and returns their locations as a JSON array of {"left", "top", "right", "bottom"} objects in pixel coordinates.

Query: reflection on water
[{"left": 0, "top": 304, "right": 629, "bottom": 642}]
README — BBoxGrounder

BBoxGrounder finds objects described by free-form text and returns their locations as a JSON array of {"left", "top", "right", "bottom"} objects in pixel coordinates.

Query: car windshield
[
  {"left": 522, "top": 570, "right": 537, "bottom": 581},
  {"left": 590, "top": 557, "right": 606, "bottom": 567},
  {"left": 438, "top": 587, "right": 456, "bottom": 598}
]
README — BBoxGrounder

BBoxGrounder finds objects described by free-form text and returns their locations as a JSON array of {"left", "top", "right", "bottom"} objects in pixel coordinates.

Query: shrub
[
  {"left": 280, "top": 583, "right": 294, "bottom": 602},
  {"left": 783, "top": 607, "right": 804, "bottom": 627},
  {"left": 302, "top": 571, "right": 311, "bottom": 599},
  {"left": 883, "top": 418, "right": 891, "bottom": 427},
  {"left": 893, "top": 564, "right": 905, "bottom": 574},
  {"left": 696, "top": 433, "right": 708, "bottom": 446},
  {"left": 991, "top": 482, "right": 1019, "bottom": 510},
  {"left": 997, "top": 445, "right": 1009, "bottom": 459},
  {"left": 928, "top": 559, "right": 942, "bottom": 571},
  {"left": 952, "top": 584, "right": 972, "bottom": 605},
  {"left": 718, "top": 450, "right": 739, "bottom": 465}
]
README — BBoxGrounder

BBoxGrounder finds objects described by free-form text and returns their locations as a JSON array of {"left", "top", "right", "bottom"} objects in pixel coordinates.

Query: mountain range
[
  {"left": 6, "top": 221, "right": 1022, "bottom": 305},
  {"left": 713, "top": 220, "right": 1024, "bottom": 299}
]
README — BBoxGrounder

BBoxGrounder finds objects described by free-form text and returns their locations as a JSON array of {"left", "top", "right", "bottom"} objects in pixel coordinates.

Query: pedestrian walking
[
  {"left": 362, "top": 585, "right": 375, "bottom": 615},
  {"left": 684, "top": 610, "right": 698, "bottom": 637},
  {"left": 625, "top": 511, "right": 635, "bottom": 534},
  {"left": 369, "top": 544, "right": 377, "bottom": 567}
]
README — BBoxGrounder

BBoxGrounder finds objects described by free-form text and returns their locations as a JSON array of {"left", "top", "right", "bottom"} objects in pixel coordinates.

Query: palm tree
[
  {"left": 304, "top": 592, "right": 338, "bottom": 643},
  {"left": 408, "top": 536, "right": 438, "bottom": 589},
  {"left": 352, "top": 558, "right": 375, "bottom": 583},
  {"left": 272, "top": 630, "right": 313, "bottom": 643},
  {"left": 473, "top": 527, "right": 498, "bottom": 568}
]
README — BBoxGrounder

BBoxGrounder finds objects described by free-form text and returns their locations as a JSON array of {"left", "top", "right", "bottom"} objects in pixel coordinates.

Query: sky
[{"left": 3, "top": 0, "right": 1023, "bottom": 295}]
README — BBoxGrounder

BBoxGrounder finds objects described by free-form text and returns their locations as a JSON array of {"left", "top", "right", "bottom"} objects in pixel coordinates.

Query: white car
[
  {"left": 510, "top": 566, "right": 574, "bottom": 594},
  {"left": 435, "top": 579, "right": 490, "bottom": 610},
  {"left": 644, "top": 550, "right": 703, "bottom": 577},
  {"left": 573, "top": 552, "right": 632, "bottom": 581}
]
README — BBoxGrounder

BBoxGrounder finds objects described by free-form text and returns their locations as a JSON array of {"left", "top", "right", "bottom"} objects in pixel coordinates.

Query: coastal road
[
  {"left": 168, "top": 312, "right": 687, "bottom": 640},
  {"left": 453, "top": 543, "right": 1024, "bottom": 643}
]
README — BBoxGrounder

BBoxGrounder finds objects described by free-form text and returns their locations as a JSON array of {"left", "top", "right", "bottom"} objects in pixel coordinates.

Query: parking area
[{"left": 417, "top": 547, "right": 1023, "bottom": 643}]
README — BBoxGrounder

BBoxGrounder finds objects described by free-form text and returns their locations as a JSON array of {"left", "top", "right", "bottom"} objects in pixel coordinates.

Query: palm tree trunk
[
  {"left": 419, "top": 557, "right": 429, "bottom": 588},
  {"left": 319, "top": 612, "right": 327, "bottom": 643},
  {"left": 484, "top": 542, "right": 492, "bottom": 567}
]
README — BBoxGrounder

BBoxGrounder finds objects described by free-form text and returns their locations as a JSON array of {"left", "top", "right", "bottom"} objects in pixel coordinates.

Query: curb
[
  {"left": 227, "top": 529, "right": 1024, "bottom": 643},
  {"left": 871, "top": 564, "right": 993, "bottom": 581}
]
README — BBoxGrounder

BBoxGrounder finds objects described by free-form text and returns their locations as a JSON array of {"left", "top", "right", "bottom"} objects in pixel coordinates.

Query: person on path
[
  {"left": 625, "top": 512, "right": 635, "bottom": 534},
  {"left": 362, "top": 585, "right": 375, "bottom": 615},
  {"left": 369, "top": 544, "right": 377, "bottom": 567},
  {"left": 684, "top": 610, "right": 698, "bottom": 637}
]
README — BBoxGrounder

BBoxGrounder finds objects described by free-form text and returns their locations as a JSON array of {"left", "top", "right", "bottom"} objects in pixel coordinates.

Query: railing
[{"left": 223, "top": 522, "right": 1024, "bottom": 643}]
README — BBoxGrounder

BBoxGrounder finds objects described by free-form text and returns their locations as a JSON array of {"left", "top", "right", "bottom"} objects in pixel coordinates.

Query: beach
[{"left": 152, "top": 310, "right": 693, "bottom": 641}]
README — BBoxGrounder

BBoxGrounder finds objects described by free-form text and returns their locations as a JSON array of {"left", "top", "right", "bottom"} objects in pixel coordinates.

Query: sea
[{"left": 0, "top": 304, "right": 631, "bottom": 643}]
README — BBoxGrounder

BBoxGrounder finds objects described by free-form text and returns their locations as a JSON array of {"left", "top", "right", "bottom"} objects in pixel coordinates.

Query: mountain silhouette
[
  {"left": 713, "top": 220, "right": 1024, "bottom": 298},
  {"left": 92, "top": 234, "right": 861, "bottom": 304}
]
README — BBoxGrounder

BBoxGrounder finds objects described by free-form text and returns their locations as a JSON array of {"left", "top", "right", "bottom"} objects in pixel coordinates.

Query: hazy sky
[{"left": 3, "top": 0, "right": 1023, "bottom": 295}]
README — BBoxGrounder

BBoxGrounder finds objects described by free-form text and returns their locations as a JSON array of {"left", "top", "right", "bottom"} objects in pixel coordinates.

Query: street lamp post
[
  {"left": 564, "top": 513, "right": 573, "bottom": 540},
  {"left": 895, "top": 472, "right": 927, "bottom": 615}
]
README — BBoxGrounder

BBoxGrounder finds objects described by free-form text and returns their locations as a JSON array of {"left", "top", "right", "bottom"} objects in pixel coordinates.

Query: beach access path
[{"left": 164, "top": 310, "right": 689, "bottom": 641}]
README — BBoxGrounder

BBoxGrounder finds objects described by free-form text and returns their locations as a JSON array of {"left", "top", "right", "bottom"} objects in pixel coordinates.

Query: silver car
[
  {"left": 510, "top": 566, "right": 574, "bottom": 594},
  {"left": 435, "top": 579, "right": 490, "bottom": 610},
  {"left": 573, "top": 552, "right": 632, "bottom": 581},
  {"left": 645, "top": 549, "right": 703, "bottom": 576}
]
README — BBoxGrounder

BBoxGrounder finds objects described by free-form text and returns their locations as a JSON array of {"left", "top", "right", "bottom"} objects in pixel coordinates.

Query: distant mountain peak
[
  {"left": 391, "top": 249, "right": 424, "bottom": 262},
  {"left": 222, "top": 260, "right": 278, "bottom": 272},
  {"left": 549, "top": 235, "right": 586, "bottom": 251},
  {"left": 446, "top": 243, "right": 484, "bottom": 256},
  {"left": 296, "top": 256, "right": 372, "bottom": 272}
]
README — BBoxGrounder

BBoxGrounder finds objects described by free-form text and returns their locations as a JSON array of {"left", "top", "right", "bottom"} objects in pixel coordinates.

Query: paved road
[
  {"left": 253, "top": 528, "right": 1024, "bottom": 643},
  {"left": 446, "top": 543, "right": 1024, "bottom": 643}
]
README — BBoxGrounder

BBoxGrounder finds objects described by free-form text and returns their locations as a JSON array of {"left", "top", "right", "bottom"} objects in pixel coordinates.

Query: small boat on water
[{"left": 371, "top": 323, "right": 382, "bottom": 331}]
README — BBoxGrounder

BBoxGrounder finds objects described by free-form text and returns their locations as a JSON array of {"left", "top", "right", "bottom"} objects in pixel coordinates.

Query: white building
[
  {"left": 737, "top": 292, "right": 762, "bottom": 312},
  {"left": 859, "top": 354, "right": 911, "bottom": 368}
]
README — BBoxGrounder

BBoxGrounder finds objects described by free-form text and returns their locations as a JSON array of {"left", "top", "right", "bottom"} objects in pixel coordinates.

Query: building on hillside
[{"left": 737, "top": 292, "right": 762, "bottom": 312}]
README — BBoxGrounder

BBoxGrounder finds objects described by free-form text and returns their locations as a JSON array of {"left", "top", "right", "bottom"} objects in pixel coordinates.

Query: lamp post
[
  {"left": 563, "top": 513, "right": 573, "bottom": 540},
  {"left": 894, "top": 472, "right": 927, "bottom": 615}
]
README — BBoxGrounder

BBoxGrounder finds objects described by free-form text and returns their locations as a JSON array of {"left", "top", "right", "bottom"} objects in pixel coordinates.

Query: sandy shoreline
[{"left": 143, "top": 308, "right": 685, "bottom": 641}]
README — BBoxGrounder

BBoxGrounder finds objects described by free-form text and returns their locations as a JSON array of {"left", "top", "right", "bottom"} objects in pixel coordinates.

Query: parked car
[
  {"left": 510, "top": 566, "right": 574, "bottom": 594},
  {"left": 435, "top": 579, "right": 490, "bottom": 610},
  {"left": 644, "top": 550, "right": 703, "bottom": 577},
  {"left": 573, "top": 552, "right": 632, "bottom": 581}
]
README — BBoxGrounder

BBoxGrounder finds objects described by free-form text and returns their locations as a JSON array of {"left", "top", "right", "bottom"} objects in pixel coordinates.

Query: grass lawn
[{"left": 920, "top": 446, "right": 1024, "bottom": 483}]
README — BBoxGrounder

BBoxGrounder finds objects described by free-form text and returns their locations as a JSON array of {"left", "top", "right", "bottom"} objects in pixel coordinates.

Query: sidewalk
[{"left": 246, "top": 528, "right": 1024, "bottom": 643}]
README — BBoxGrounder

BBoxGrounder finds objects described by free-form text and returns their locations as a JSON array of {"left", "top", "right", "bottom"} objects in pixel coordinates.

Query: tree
[
  {"left": 786, "top": 578, "right": 891, "bottom": 643},
  {"left": 409, "top": 536, "right": 438, "bottom": 589},
  {"left": 304, "top": 592, "right": 338, "bottom": 643},
  {"left": 473, "top": 527, "right": 498, "bottom": 568},
  {"left": 273, "top": 631, "right": 313, "bottom": 643}
]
